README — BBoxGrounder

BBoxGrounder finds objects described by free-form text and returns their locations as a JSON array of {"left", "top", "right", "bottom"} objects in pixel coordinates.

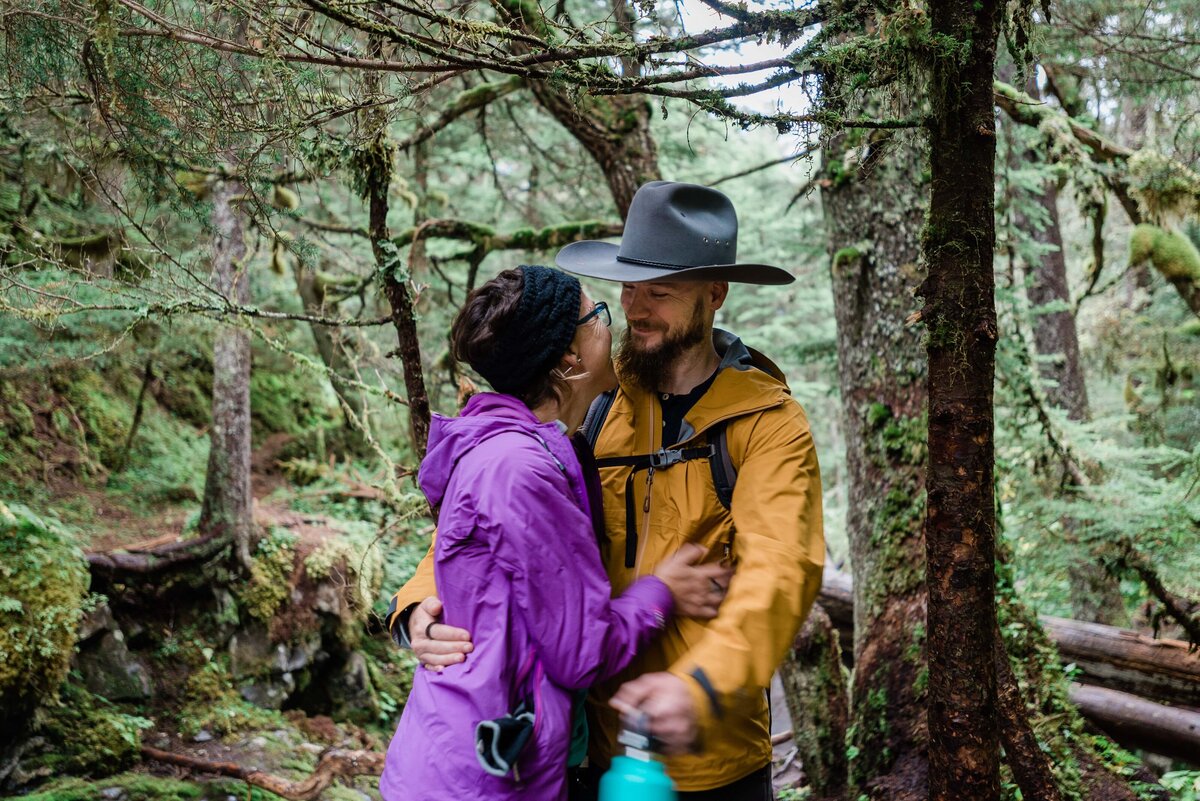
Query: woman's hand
[
  {"left": 653, "top": 544, "right": 734, "bottom": 619},
  {"left": 409, "top": 596, "right": 473, "bottom": 671}
]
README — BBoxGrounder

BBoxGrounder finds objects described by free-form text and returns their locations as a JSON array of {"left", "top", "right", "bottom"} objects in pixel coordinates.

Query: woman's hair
[{"left": 450, "top": 268, "right": 570, "bottom": 409}]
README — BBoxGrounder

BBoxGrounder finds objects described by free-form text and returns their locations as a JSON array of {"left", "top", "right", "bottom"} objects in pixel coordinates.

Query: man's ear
[{"left": 708, "top": 281, "right": 730, "bottom": 312}]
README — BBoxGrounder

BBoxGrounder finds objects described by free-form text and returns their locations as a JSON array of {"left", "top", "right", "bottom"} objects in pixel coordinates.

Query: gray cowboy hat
[{"left": 555, "top": 181, "right": 794, "bottom": 285}]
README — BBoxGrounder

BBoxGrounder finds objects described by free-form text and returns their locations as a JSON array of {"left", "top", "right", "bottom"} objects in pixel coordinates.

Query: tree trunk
[
  {"left": 360, "top": 34, "right": 431, "bottom": 459},
  {"left": 1009, "top": 75, "right": 1127, "bottom": 626},
  {"left": 822, "top": 125, "right": 931, "bottom": 801},
  {"left": 495, "top": 0, "right": 660, "bottom": 219},
  {"left": 292, "top": 262, "right": 368, "bottom": 450},
  {"left": 198, "top": 178, "right": 254, "bottom": 569},
  {"left": 921, "top": 0, "right": 1003, "bottom": 796},
  {"left": 778, "top": 604, "right": 849, "bottom": 798}
]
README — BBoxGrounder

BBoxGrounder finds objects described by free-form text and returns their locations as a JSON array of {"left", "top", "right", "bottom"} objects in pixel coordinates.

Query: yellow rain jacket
[{"left": 389, "top": 330, "right": 825, "bottom": 791}]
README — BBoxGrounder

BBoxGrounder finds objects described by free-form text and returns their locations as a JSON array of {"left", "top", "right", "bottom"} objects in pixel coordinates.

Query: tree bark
[
  {"left": 360, "top": 34, "right": 431, "bottom": 458},
  {"left": 821, "top": 125, "right": 931, "bottom": 801},
  {"left": 922, "top": 0, "right": 1003, "bottom": 796},
  {"left": 1040, "top": 615, "right": 1200, "bottom": 707},
  {"left": 141, "top": 746, "right": 384, "bottom": 801},
  {"left": 778, "top": 604, "right": 849, "bottom": 798},
  {"left": 197, "top": 178, "right": 254, "bottom": 569},
  {"left": 494, "top": 0, "right": 660, "bottom": 219}
]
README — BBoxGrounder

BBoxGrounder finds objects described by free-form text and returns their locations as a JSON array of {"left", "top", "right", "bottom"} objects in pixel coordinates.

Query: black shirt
[{"left": 658, "top": 370, "right": 719, "bottom": 446}]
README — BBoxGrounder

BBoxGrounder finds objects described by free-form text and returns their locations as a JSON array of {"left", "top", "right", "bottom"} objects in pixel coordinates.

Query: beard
[{"left": 616, "top": 299, "right": 709, "bottom": 393}]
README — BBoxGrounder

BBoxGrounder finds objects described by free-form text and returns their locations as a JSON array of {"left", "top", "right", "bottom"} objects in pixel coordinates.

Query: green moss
[
  {"left": 847, "top": 686, "right": 891, "bottom": 787},
  {"left": 866, "top": 402, "right": 892, "bottom": 428},
  {"left": 1127, "top": 150, "right": 1200, "bottom": 221},
  {"left": 177, "top": 660, "right": 284, "bottom": 737},
  {"left": 0, "top": 502, "right": 88, "bottom": 727},
  {"left": 1129, "top": 223, "right": 1200, "bottom": 284},
  {"left": 27, "top": 680, "right": 151, "bottom": 777},
  {"left": 303, "top": 522, "right": 383, "bottom": 645},
  {"left": 17, "top": 773, "right": 205, "bottom": 801},
  {"left": 239, "top": 528, "right": 298, "bottom": 622}
]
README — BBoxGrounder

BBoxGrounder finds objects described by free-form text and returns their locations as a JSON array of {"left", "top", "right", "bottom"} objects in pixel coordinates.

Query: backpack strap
[
  {"left": 595, "top": 443, "right": 716, "bottom": 568},
  {"left": 581, "top": 389, "right": 616, "bottom": 448},
  {"left": 708, "top": 419, "right": 736, "bottom": 511}
]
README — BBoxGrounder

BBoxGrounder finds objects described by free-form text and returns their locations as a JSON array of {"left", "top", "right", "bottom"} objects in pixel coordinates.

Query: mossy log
[
  {"left": 821, "top": 570, "right": 1200, "bottom": 707},
  {"left": 1070, "top": 684, "right": 1200, "bottom": 765}
]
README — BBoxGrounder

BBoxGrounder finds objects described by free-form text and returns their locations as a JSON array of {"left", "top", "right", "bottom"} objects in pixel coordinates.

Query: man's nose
[{"left": 622, "top": 290, "right": 647, "bottom": 320}]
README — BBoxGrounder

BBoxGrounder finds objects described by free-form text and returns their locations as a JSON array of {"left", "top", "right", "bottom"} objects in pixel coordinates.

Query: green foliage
[
  {"left": 177, "top": 659, "right": 284, "bottom": 737},
  {"left": 239, "top": 528, "right": 299, "bottom": 622},
  {"left": 1160, "top": 771, "right": 1200, "bottom": 801},
  {"left": 0, "top": 502, "right": 88, "bottom": 718},
  {"left": 15, "top": 774, "right": 205, "bottom": 801},
  {"left": 27, "top": 679, "right": 152, "bottom": 777}
]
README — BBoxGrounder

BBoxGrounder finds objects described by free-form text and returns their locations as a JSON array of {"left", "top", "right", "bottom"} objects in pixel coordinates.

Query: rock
[
  {"left": 100, "top": 787, "right": 126, "bottom": 800},
  {"left": 192, "top": 729, "right": 214, "bottom": 743},
  {"left": 75, "top": 630, "right": 152, "bottom": 701},
  {"left": 77, "top": 602, "right": 115, "bottom": 642},
  {"left": 238, "top": 675, "right": 293, "bottom": 710},
  {"left": 330, "top": 651, "right": 378, "bottom": 720},
  {"left": 229, "top": 624, "right": 274, "bottom": 679}
]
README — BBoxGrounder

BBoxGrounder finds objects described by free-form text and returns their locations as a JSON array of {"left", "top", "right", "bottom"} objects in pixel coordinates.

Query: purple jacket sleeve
[{"left": 483, "top": 454, "right": 673, "bottom": 690}]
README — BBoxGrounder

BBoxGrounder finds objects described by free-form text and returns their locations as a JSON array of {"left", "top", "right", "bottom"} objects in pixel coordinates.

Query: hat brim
[{"left": 555, "top": 241, "right": 795, "bottom": 286}]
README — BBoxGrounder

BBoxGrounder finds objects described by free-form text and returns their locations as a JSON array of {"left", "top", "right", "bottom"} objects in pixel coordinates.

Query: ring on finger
[
  {"left": 709, "top": 578, "right": 723, "bottom": 594},
  {"left": 425, "top": 621, "right": 437, "bottom": 640}
]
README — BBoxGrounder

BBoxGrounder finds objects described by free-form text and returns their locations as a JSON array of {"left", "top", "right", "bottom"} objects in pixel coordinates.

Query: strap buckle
[{"left": 649, "top": 448, "right": 683, "bottom": 469}]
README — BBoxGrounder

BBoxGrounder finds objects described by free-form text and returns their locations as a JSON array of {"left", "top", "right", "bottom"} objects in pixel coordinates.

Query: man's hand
[
  {"left": 653, "top": 543, "right": 734, "bottom": 619},
  {"left": 610, "top": 672, "right": 698, "bottom": 755},
  {"left": 409, "top": 596, "right": 473, "bottom": 672}
]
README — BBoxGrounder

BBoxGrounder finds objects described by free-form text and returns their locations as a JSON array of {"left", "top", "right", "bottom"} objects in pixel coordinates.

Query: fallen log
[
  {"left": 141, "top": 745, "right": 384, "bottom": 801},
  {"left": 819, "top": 569, "right": 1200, "bottom": 707},
  {"left": 1069, "top": 684, "right": 1200, "bottom": 765}
]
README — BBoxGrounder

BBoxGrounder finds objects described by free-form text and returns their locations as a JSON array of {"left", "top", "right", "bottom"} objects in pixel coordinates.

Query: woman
[{"left": 380, "top": 266, "right": 718, "bottom": 800}]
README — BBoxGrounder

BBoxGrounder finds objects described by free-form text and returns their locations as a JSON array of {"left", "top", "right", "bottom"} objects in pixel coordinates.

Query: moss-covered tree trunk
[
  {"left": 361, "top": 32, "right": 431, "bottom": 459},
  {"left": 920, "top": 0, "right": 1002, "bottom": 796},
  {"left": 779, "top": 604, "right": 849, "bottom": 798},
  {"left": 822, "top": 127, "right": 930, "bottom": 801},
  {"left": 198, "top": 178, "right": 254, "bottom": 569}
]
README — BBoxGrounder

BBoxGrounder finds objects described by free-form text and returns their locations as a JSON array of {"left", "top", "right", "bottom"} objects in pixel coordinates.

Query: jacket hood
[{"left": 418, "top": 393, "right": 546, "bottom": 509}]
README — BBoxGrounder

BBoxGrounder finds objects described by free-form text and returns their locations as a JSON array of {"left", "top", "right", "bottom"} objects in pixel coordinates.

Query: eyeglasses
[{"left": 577, "top": 301, "right": 611, "bottom": 327}]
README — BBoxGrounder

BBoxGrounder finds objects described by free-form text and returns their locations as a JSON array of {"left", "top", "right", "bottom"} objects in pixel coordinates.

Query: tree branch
[{"left": 141, "top": 746, "right": 384, "bottom": 801}]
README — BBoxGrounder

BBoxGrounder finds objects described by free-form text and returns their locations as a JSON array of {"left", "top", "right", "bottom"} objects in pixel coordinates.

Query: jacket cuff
[
  {"left": 668, "top": 667, "right": 718, "bottom": 739},
  {"left": 631, "top": 575, "right": 675, "bottom": 625},
  {"left": 386, "top": 597, "right": 418, "bottom": 648}
]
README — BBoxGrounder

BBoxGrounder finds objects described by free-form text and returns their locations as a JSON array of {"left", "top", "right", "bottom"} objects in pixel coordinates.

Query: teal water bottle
[{"left": 598, "top": 723, "right": 676, "bottom": 801}]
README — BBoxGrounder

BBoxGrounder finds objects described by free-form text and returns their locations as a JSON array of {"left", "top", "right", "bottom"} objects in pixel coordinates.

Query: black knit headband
[{"left": 471, "top": 265, "right": 582, "bottom": 396}]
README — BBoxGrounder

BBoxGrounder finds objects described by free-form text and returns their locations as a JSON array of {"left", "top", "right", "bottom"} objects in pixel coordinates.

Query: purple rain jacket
[{"left": 380, "top": 393, "right": 673, "bottom": 801}]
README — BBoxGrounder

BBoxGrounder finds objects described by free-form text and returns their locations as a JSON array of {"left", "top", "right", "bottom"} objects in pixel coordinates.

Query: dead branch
[{"left": 141, "top": 746, "right": 385, "bottom": 801}]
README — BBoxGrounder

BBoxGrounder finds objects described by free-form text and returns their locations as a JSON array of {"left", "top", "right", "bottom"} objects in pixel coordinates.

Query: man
[{"left": 387, "top": 181, "right": 824, "bottom": 799}]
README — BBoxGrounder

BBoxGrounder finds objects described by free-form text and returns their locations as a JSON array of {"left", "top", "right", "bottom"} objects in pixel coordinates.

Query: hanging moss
[
  {"left": 1128, "top": 224, "right": 1200, "bottom": 284},
  {"left": 1127, "top": 150, "right": 1200, "bottom": 222},
  {"left": 0, "top": 502, "right": 89, "bottom": 737}
]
